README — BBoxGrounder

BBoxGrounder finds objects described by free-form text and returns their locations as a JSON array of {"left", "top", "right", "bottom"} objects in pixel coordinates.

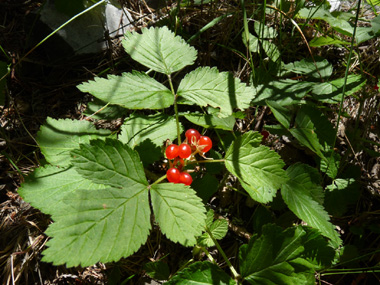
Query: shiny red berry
[
  {"left": 198, "top": 136, "right": 212, "bottom": 153},
  {"left": 185, "top": 129, "right": 201, "bottom": 145},
  {"left": 166, "top": 144, "right": 179, "bottom": 159},
  {"left": 179, "top": 172, "right": 193, "bottom": 185},
  {"left": 178, "top": 143, "right": 192, "bottom": 159},
  {"left": 167, "top": 168, "right": 180, "bottom": 183}
]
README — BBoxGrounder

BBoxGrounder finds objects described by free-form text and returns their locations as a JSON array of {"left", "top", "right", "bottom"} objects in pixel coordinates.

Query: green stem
[
  {"left": 168, "top": 74, "right": 181, "bottom": 144},
  {"left": 204, "top": 226, "right": 240, "bottom": 281},
  {"left": 187, "top": 159, "right": 225, "bottom": 164}
]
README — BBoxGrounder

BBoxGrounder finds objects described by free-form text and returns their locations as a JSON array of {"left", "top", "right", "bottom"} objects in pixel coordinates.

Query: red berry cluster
[{"left": 165, "top": 129, "right": 212, "bottom": 186}]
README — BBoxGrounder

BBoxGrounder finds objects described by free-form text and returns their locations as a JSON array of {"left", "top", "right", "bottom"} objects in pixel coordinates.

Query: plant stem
[
  {"left": 204, "top": 226, "right": 241, "bottom": 281},
  {"left": 168, "top": 74, "right": 181, "bottom": 144}
]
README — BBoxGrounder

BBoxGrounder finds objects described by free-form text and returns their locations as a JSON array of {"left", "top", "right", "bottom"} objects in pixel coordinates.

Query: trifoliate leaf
[
  {"left": 119, "top": 113, "right": 181, "bottom": 148},
  {"left": 43, "top": 186, "right": 151, "bottom": 267},
  {"left": 150, "top": 183, "right": 206, "bottom": 246},
  {"left": 77, "top": 71, "right": 173, "bottom": 109},
  {"left": 177, "top": 67, "right": 255, "bottom": 118},
  {"left": 71, "top": 139, "right": 148, "bottom": 188},
  {"left": 166, "top": 261, "right": 235, "bottom": 285},
  {"left": 122, "top": 26, "right": 197, "bottom": 75},
  {"left": 225, "top": 132, "right": 287, "bottom": 203},
  {"left": 281, "top": 163, "right": 342, "bottom": 247},
  {"left": 18, "top": 165, "right": 107, "bottom": 215},
  {"left": 239, "top": 224, "right": 315, "bottom": 284},
  {"left": 37, "top": 118, "right": 111, "bottom": 167}
]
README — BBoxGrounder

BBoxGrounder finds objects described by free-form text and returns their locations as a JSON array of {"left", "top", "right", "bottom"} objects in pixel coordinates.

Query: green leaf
[
  {"left": 289, "top": 106, "right": 324, "bottom": 158},
  {"left": 239, "top": 224, "right": 315, "bottom": 284},
  {"left": 311, "top": 75, "right": 366, "bottom": 103},
  {"left": 325, "top": 178, "right": 360, "bottom": 217},
  {"left": 71, "top": 139, "right": 148, "bottom": 188},
  {"left": 283, "top": 58, "right": 333, "bottom": 80},
  {"left": 225, "top": 132, "right": 287, "bottom": 203},
  {"left": 41, "top": 139, "right": 151, "bottom": 266},
  {"left": 119, "top": 113, "right": 180, "bottom": 148},
  {"left": 184, "top": 113, "right": 235, "bottom": 130},
  {"left": 77, "top": 71, "right": 173, "bottom": 110},
  {"left": 367, "top": 0, "right": 380, "bottom": 6},
  {"left": 122, "top": 26, "right": 197, "bottom": 75},
  {"left": 243, "top": 32, "right": 281, "bottom": 62},
  {"left": 320, "top": 151, "right": 341, "bottom": 179},
  {"left": 281, "top": 163, "right": 342, "bottom": 247},
  {"left": 253, "top": 21, "right": 278, "bottom": 38},
  {"left": 252, "top": 80, "right": 313, "bottom": 106},
  {"left": 43, "top": 186, "right": 151, "bottom": 267},
  {"left": 150, "top": 183, "right": 206, "bottom": 246},
  {"left": 37, "top": 118, "right": 111, "bottom": 167},
  {"left": 177, "top": 67, "right": 255, "bottom": 118},
  {"left": 198, "top": 209, "right": 228, "bottom": 247},
  {"left": 266, "top": 100, "right": 292, "bottom": 129},
  {"left": 166, "top": 261, "right": 235, "bottom": 285},
  {"left": 309, "top": 36, "right": 350, "bottom": 47},
  {"left": 144, "top": 260, "right": 170, "bottom": 281},
  {"left": 18, "top": 165, "right": 107, "bottom": 215}
]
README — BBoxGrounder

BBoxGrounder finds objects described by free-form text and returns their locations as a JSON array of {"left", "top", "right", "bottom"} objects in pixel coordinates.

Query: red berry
[
  {"left": 185, "top": 129, "right": 201, "bottom": 145},
  {"left": 167, "top": 168, "right": 180, "bottom": 183},
  {"left": 374, "top": 85, "right": 379, "bottom": 91},
  {"left": 198, "top": 136, "right": 212, "bottom": 153},
  {"left": 179, "top": 172, "right": 193, "bottom": 185},
  {"left": 261, "top": 130, "right": 269, "bottom": 140},
  {"left": 166, "top": 144, "right": 179, "bottom": 159},
  {"left": 178, "top": 143, "right": 192, "bottom": 159}
]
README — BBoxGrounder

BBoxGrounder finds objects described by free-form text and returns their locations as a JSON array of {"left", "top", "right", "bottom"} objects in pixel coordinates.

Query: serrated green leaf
[
  {"left": 198, "top": 219, "right": 228, "bottom": 247},
  {"left": 77, "top": 71, "right": 173, "bottom": 110},
  {"left": 283, "top": 57, "right": 333, "bottom": 80},
  {"left": 253, "top": 21, "right": 278, "bottom": 38},
  {"left": 184, "top": 113, "right": 235, "bottom": 130},
  {"left": 311, "top": 75, "right": 366, "bottom": 103},
  {"left": 239, "top": 224, "right": 315, "bottom": 284},
  {"left": 177, "top": 67, "right": 255, "bottom": 118},
  {"left": 18, "top": 165, "right": 107, "bottom": 215},
  {"left": 289, "top": 107, "right": 324, "bottom": 158},
  {"left": 281, "top": 163, "right": 342, "bottom": 247},
  {"left": 302, "top": 227, "right": 335, "bottom": 268},
  {"left": 166, "top": 261, "right": 235, "bottom": 285},
  {"left": 71, "top": 139, "right": 148, "bottom": 188},
  {"left": 119, "top": 113, "right": 180, "bottom": 148},
  {"left": 266, "top": 100, "right": 292, "bottom": 129},
  {"left": 150, "top": 183, "right": 206, "bottom": 246},
  {"left": 40, "top": 139, "right": 151, "bottom": 267},
  {"left": 225, "top": 132, "right": 287, "bottom": 203},
  {"left": 320, "top": 151, "right": 341, "bottom": 179},
  {"left": 42, "top": 186, "right": 151, "bottom": 267},
  {"left": 122, "top": 26, "right": 197, "bottom": 75},
  {"left": 37, "top": 118, "right": 111, "bottom": 167}
]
